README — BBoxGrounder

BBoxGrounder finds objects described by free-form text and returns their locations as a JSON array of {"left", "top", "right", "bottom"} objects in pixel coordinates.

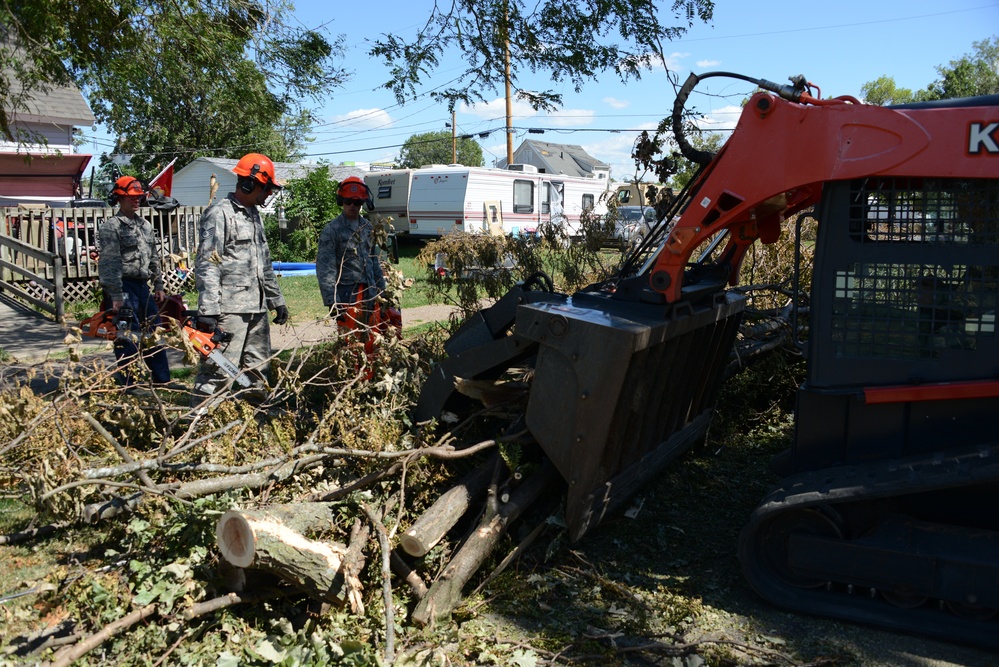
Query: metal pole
[{"left": 452, "top": 110, "right": 457, "bottom": 164}]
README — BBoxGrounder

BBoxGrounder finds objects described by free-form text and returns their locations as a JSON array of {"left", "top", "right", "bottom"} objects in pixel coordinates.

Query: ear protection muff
[{"left": 239, "top": 163, "right": 262, "bottom": 194}]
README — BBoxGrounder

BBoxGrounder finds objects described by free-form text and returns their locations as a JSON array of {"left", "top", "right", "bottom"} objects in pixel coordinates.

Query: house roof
[
  {"left": 517, "top": 140, "right": 609, "bottom": 177},
  {"left": 2, "top": 52, "right": 95, "bottom": 125}
]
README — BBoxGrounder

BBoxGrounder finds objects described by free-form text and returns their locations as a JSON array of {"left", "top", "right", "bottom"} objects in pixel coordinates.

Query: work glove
[
  {"left": 196, "top": 315, "right": 217, "bottom": 333},
  {"left": 273, "top": 304, "right": 289, "bottom": 325}
]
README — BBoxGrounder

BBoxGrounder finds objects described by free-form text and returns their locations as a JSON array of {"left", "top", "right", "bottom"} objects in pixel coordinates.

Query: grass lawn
[{"left": 177, "top": 238, "right": 437, "bottom": 324}]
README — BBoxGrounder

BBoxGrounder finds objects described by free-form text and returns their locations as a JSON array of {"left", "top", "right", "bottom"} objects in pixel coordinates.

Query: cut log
[
  {"left": 216, "top": 503, "right": 351, "bottom": 603},
  {"left": 400, "top": 454, "right": 499, "bottom": 557},
  {"left": 411, "top": 461, "right": 557, "bottom": 626}
]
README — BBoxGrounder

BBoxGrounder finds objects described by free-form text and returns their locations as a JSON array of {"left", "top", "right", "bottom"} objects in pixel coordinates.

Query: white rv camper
[
  {"left": 363, "top": 169, "right": 413, "bottom": 233},
  {"left": 401, "top": 164, "right": 609, "bottom": 238}
]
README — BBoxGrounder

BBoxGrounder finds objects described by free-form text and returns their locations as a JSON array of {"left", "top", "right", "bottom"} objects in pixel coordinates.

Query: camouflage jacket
[
  {"left": 194, "top": 194, "right": 285, "bottom": 316},
  {"left": 316, "top": 213, "right": 386, "bottom": 307},
  {"left": 97, "top": 212, "right": 163, "bottom": 303}
]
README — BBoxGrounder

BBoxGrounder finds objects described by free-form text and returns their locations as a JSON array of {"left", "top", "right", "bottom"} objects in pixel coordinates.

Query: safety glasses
[{"left": 343, "top": 198, "right": 365, "bottom": 206}]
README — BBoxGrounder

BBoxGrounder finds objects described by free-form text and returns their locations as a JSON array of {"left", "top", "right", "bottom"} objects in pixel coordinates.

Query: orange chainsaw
[
  {"left": 81, "top": 294, "right": 187, "bottom": 340},
  {"left": 182, "top": 316, "right": 252, "bottom": 388}
]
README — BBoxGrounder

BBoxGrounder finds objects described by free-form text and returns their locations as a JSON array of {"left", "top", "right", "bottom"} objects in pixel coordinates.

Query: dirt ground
[{"left": 268, "top": 303, "right": 458, "bottom": 351}]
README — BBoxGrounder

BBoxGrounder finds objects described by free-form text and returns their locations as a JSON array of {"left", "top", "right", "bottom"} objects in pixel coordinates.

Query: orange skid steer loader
[{"left": 416, "top": 71, "right": 999, "bottom": 647}]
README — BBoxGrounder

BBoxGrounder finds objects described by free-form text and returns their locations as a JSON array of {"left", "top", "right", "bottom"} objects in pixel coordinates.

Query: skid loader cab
[{"left": 794, "top": 176, "right": 999, "bottom": 472}]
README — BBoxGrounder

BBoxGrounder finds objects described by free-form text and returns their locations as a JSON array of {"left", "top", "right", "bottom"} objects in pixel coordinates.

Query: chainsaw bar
[{"left": 207, "top": 349, "right": 252, "bottom": 388}]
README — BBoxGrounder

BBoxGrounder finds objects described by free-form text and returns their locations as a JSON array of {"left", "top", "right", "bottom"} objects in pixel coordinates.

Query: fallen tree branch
[
  {"left": 412, "top": 461, "right": 558, "bottom": 627},
  {"left": 0, "top": 521, "right": 71, "bottom": 545},
  {"left": 401, "top": 453, "right": 499, "bottom": 557},
  {"left": 80, "top": 412, "right": 157, "bottom": 491},
  {"left": 390, "top": 552, "right": 427, "bottom": 599},
  {"left": 180, "top": 589, "right": 285, "bottom": 621},
  {"left": 44, "top": 603, "right": 158, "bottom": 667},
  {"left": 362, "top": 503, "right": 395, "bottom": 664}
]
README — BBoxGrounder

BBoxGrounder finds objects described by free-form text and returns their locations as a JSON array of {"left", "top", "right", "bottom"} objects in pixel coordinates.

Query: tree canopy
[
  {"left": 923, "top": 36, "right": 999, "bottom": 99},
  {"left": 0, "top": 0, "right": 347, "bottom": 172},
  {"left": 398, "top": 130, "right": 485, "bottom": 169},
  {"left": 860, "top": 76, "right": 917, "bottom": 106},
  {"left": 371, "top": 0, "right": 714, "bottom": 113}
]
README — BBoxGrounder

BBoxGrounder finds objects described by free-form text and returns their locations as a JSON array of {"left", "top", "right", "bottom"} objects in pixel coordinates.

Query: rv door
[{"left": 545, "top": 182, "right": 566, "bottom": 234}]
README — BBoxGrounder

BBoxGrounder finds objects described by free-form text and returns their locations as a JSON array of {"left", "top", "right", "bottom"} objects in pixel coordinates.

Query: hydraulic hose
[{"left": 672, "top": 71, "right": 812, "bottom": 166}]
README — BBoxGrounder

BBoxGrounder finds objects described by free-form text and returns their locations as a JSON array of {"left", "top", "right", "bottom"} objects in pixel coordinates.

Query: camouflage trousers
[
  {"left": 114, "top": 278, "right": 171, "bottom": 385},
  {"left": 192, "top": 311, "right": 272, "bottom": 402}
]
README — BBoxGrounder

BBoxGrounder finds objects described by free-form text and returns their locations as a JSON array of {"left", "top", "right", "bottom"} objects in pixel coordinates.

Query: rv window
[
  {"left": 541, "top": 183, "right": 551, "bottom": 214},
  {"left": 582, "top": 194, "right": 594, "bottom": 210},
  {"left": 514, "top": 180, "right": 534, "bottom": 214},
  {"left": 377, "top": 185, "right": 392, "bottom": 199}
]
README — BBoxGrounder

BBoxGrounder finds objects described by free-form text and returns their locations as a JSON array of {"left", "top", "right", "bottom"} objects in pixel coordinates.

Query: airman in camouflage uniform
[
  {"left": 192, "top": 154, "right": 289, "bottom": 402},
  {"left": 98, "top": 176, "right": 171, "bottom": 385},
  {"left": 316, "top": 176, "right": 386, "bottom": 317}
]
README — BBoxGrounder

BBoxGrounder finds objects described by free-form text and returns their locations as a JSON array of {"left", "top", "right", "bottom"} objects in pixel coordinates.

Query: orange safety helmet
[
  {"left": 232, "top": 153, "right": 283, "bottom": 189},
  {"left": 337, "top": 176, "right": 369, "bottom": 201},
  {"left": 111, "top": 175, "right": 145, "bottom": 197}
]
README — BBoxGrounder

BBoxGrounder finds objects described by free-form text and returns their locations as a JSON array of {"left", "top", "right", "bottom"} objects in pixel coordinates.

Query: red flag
[{"left": 149, "top": 158, "right": 176, "bottom": 197}]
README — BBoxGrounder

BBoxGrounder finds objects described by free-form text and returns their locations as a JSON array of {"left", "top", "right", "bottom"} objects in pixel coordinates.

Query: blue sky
[{"left": 79, "top": 0, "right": 998, "bottom": 182}]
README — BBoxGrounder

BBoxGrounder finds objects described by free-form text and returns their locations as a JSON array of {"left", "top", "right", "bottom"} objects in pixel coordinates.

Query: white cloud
[
  {"left": 695, "top": 104, "right": 742, "bottom": 132},
  {"left": 329, "top": 108, "right": 394, "bottom": 129},
  {"left": 650, "top": 51, "right": 689, "bottom": 71},
  {"left": 543, "top": 109, "right": 595, "bottom": 127},
  {"left": 603, "top": 97, "right": 630, "bottom": 109},
  {"left": 696, "top": 59, "right": 721, "bottom": 68}
]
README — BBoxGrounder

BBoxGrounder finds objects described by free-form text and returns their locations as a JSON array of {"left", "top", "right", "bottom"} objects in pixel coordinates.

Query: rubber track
[{"left": 739, "top": 442, "right": 999, "bottom": 649}]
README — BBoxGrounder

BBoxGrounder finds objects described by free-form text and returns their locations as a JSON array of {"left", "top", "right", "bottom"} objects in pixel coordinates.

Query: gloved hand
[
  {"left": 196, "top": 315, "right": 217, "bottom": 333},
  {"left": 115, "top": 306, "right": 134, "bottom": 323},
  {"left": 273, "top": 304, "right": 289, "bottom": 325}
]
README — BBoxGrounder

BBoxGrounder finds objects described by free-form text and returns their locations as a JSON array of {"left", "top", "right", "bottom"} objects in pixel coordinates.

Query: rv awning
[{"left": 0, "top": 153, "right": 91, "bottom": 198}]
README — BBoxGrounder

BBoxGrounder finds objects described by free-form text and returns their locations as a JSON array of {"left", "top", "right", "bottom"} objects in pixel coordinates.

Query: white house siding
[
  {"left": 172, "top": 159, "right": 233, "bottom": 208},
  {"left": 0, "top": 121, "right": 75, "bottom": 154},
  {"left": 172, "top": 158, "right": 368, "bottom": 215}
]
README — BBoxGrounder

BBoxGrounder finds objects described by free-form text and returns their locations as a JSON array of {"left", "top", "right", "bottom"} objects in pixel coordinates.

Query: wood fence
[{"left": 0, "top": 205, "right": 205, "bottom": 322}]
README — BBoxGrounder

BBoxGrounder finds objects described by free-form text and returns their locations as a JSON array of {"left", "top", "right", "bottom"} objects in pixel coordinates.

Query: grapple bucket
[
  {"left": 416, "top": 287, "right": 745, "bottom": 541},
  {"left": 516, "top": 292, "right": 745, "bottom": 540}
]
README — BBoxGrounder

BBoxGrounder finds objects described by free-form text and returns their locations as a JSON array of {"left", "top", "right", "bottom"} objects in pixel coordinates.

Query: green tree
[
  {"left": 398, "top": 130, "right": 485, "bottom": 168},
  {"left": 371, "top": 0, "right": 713, "bottom": 113},
  {"left": 668, "top": 131, "right": 724, "bottom": 191},
  {"left": 923, "top": 36, "right": 999, "bottom": 99},
  {"left": 0, "top": 0, "right": 346, "bottom": 169},
  {"left": 860, "top": 75, "right": 917, "bottom": 106},
  {"left": 266, "top": 162, "right": 341, "bottom": 261}
]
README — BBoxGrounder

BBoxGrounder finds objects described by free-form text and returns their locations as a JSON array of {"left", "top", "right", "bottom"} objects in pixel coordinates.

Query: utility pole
[
  {"left": 451, "top": 110, "right": 457, "bottom": 164},
  {"left": 504, "top": 4, "right": 513, "bottom": 166}
]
